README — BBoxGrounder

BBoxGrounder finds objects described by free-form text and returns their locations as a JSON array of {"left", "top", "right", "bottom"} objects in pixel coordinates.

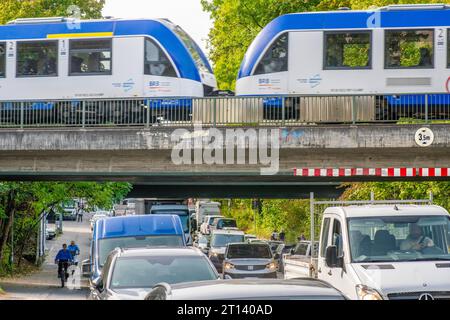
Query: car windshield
[
  {"left": 348, "top": 216, "right": 450, "bottom": 263},
  {"left": 98, "top": 236, "right": 184, "bottom": 266},
  {"left": 151, "top": 210, "right": 190, "bottom": 233},
  {"left": 227, "top": 244, "right": 272, "bottom": 259},
  {"left": 110, "top": 256, "right": 217, "bottom": 289},
  {"left": 211, "top": 234, "right": 244, "bottom": 247}
]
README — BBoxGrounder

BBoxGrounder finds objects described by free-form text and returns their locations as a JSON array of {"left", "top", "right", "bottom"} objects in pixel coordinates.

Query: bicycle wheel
[{"left": 60, "top": 269, "right": 65, "bottom": 288}]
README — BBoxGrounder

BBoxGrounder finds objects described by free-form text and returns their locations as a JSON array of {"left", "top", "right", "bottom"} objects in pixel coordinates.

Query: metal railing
[{"left": 1, "top": 93, "right": 449, "bottom": 128}]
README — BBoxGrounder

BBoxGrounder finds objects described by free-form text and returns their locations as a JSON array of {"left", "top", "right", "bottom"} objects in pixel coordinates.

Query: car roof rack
[
  {"left": 7, "top": 17, "right": 73, "bottom": 25},
  {"left": 382, "top": 4, "right": 449, "bottom": 11}
]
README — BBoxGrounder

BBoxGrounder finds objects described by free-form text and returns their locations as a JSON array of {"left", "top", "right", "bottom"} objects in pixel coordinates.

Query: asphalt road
[{"left": 0, "top": 215, "right": 92, "bottom": 300}]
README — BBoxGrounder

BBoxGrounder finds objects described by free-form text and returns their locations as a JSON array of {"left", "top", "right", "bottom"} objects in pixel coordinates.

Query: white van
[{"left": 286, "top": 205, "right": 450, "bottom": 300}]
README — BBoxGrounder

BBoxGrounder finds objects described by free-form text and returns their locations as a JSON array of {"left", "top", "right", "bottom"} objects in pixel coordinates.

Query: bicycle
[{"left": 57, "top": 260, "right": 71, "bottom": 288}]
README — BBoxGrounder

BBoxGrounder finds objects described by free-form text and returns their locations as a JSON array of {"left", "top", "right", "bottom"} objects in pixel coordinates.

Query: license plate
[{"left": 248, "top": 266, "right": 254, "bottom": 271}]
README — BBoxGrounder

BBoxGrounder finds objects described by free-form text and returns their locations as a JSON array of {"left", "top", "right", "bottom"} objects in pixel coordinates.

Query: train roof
[
  {"left": 0, "top": 18, "right": 213, "bottom": 81},
  {"left": 238, "top": 5, "right": 450, "bottom": 79}
]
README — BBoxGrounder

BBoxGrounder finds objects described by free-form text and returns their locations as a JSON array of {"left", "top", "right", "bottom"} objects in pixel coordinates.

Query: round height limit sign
[{"left": 415, "top": 128, "right": 435, "bottom": 147}]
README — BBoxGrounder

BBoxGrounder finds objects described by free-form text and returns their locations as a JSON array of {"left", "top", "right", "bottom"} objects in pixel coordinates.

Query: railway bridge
[{"left": 0, "top": 124, "right": 450, "bottom": 197}]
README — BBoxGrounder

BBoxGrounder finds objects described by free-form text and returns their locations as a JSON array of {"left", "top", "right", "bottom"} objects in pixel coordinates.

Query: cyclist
[
  {"left": 55, "top": 243, "right": 73, "bottom": 287},
  {"left": 68, "top": 241, "right": 80, "bottom": 266}
]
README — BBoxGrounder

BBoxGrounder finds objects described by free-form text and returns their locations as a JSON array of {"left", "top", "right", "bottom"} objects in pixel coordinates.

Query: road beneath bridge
[{"left": 0, "top": 125, "right": 449, "bottom": 187}]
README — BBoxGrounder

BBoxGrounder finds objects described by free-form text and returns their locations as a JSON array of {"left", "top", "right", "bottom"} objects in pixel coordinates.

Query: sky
[{"left": 102, "top": 0, "right": 213, "bottom": 54}]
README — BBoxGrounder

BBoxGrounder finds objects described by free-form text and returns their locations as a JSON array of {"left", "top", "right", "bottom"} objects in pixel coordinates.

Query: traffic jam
[{"left": 80, "top": 199, "right": 450, "bottom": 301}]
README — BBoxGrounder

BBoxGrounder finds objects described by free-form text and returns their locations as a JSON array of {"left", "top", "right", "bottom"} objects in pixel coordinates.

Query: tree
[
  {"left": 202, "top": 0, "right": 450, "bottom": 90},
  {"left": 0, "top": 182, "right": 131, "bottom": 272},
  {"left": 0, "top": 0, "right": 105, "bottom": 24}
]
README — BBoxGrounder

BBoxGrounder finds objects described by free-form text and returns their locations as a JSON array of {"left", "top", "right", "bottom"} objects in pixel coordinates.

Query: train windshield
[{"left": 170, "top": 25, "right": 213, "bottom": 74}]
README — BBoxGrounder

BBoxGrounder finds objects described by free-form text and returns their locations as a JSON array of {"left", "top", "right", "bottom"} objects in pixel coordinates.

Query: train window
[
  {"left": 0, "top": 43, "right": 5, "bottom": 78},
  {"left": 170, "top": 25, "right": 212, "bottom": 74},
  {"left": 448, "top": 29, "right": 450, "bottom": 68},
  {"left": 324, "top": 31, "right": 371, "bottom": 69},
  {"left": 144, "top": 38, "right": 177, "bottom": 77},
  {"left": 16, "top": 41, "right": 58, "bottom": 77},
  {"left": 69, "top": 39, "right": 112, "bottom": 75},
  {"left": 385, "top": 29, "right": 434, "bottom": 69},
  {"left": 254, "top": 33, "right": 288, "bottom": 75}
]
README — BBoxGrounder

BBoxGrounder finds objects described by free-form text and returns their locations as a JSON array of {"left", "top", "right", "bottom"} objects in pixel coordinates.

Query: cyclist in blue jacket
[
  {"left": 55, "top": 244, "right": 73, "bottom": 286},
  {"left": 68, "top": 241, "right": 80, "bottom": 265}
]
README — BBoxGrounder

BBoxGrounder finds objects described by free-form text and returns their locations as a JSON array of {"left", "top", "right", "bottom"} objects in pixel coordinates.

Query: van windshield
[
  {"left": 98, "top": 235, "right": 184, "bottom": 266},
  {"left": 348, "top": 216, "right": 450, "bottom": 263}
]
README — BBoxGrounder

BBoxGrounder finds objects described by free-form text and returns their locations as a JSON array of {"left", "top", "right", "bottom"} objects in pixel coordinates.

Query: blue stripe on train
[
  {"left": 385, "top": 94, "right": 450, "bottom": 106},
  {"left": 145, "top": 98, "right": 193, "bottom": 109}
]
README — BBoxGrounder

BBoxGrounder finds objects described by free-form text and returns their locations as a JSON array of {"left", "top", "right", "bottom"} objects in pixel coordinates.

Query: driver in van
[{"left": 400, "top": 223, "right": 434, "bottom": 251}]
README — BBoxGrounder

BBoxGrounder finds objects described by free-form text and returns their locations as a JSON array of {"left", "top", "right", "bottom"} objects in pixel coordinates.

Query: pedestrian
[
  {"left": 270, "top": 230, "right": 278, "bottom": 241},
  {"left": 299, "top": 233, "right": 306, "bottom": 241},
  {"left": 279, "top": 230, "right": 286, "bottom": 242},
  {"left": 77, "top": 208, "right": 84, "bottom": 223}
]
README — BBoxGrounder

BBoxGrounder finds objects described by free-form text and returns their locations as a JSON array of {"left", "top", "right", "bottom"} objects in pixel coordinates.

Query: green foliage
[
  {"left": 219, "top": 199, "right": 310, "bottom": 244},
  {"left": 343, "top": 44, "right": 370, "bottom": 67},
  {"left": 340, "top": 182, "right": 450, "bottom": 210},
  {"left": 203, "top": 0, "right": 450, "bottom": 90},
  {"left": 0, "top": 0, "right": 105, "bottom": 24}
]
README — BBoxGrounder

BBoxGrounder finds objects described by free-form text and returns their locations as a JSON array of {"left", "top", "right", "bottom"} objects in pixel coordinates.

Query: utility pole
[{"left": 10, "top": 210, "right": 14, "bottom": 266}]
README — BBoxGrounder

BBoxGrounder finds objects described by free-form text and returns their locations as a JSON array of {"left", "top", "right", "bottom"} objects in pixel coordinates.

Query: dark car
[
  {"left": 212, "top": 218, "right": 238, "bottom": 231},
  {"left": 144, "top": 279, "right": 346, "bottom": 300},
  {"left": 223, "top": 243, "right": 278, "bottom": 279}
]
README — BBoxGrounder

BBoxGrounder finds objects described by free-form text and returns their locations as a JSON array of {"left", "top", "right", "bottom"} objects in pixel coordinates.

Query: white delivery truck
[
  {"left": 196, "top": 201, "right": 221, "bottom": 230},
  {"left": 284, "top": 205, "right": 450, "bottom": 300}
]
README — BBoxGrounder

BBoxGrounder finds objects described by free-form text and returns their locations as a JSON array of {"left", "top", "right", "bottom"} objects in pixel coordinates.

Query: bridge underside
[{"left": 0, "top": 125, "right": 449, "bottom": 198}]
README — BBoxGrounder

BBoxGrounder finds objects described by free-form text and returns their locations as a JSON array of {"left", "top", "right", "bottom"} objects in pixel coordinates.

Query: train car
[
  {"left": 0, "top": 17, "right": 216, "bottom": 123},
  {"left": 236, "top": 4, "right": 450, "bottom": 121}
]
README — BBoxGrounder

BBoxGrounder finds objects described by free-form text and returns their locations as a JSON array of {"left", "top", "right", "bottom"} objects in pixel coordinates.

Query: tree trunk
[{"left": 0, "top": 190, "right": 15, "bottom": 264}]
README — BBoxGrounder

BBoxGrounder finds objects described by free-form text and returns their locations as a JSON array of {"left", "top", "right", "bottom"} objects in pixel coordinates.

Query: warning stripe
[{"left": 294, "top": 168, "right": 450, "bottom": 177}]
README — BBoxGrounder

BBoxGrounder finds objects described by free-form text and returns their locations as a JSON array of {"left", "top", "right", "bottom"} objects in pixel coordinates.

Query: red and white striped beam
[{"left": 293, "top": 168, "right": 450, "bottom": 178}]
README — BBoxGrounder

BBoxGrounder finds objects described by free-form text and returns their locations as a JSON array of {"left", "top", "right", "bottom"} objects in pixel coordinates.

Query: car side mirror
[
  {"left": 290, "top": 248, "right": 295, "bottom": 255},
  {"left": 325, "top": 246, "right": 343, "bottom": 268},
  {"left": 273, "top": 253, "right": 280, "bottom": 260}
]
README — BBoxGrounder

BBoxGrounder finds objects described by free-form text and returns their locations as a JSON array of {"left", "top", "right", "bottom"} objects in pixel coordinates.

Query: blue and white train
[
  {"left": 0, "top": 17, "right": 217, "bottom": 101},
  {"left": 236, "top": 4, "right": 450, "bottom": 109}
]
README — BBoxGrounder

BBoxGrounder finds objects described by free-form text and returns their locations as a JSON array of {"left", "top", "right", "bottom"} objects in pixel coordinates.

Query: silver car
[
  {"left": 145, "top": 279, "right": 346, "bottom": 300},
  {"left": 89, "top": 247, "right": 220, "bottom": 300},
  {"left": 223, "top": 243, "right": 279, "bottom": 279}
]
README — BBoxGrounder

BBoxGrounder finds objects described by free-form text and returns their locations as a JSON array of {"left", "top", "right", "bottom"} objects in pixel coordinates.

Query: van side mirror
[
  {"left": 325, "top": 246, "right": 343, "bottom": 268},
  {"left": 91, "top": 277, "right": 102, "bottom": 289},
  {"left": 82, "top": 259, "right": 93, "bottom": 277}
]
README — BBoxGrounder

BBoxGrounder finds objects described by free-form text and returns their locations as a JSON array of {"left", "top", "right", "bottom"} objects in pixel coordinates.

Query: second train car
[{"left": 236, "top": 4, "right": 450, "bottom": 121}]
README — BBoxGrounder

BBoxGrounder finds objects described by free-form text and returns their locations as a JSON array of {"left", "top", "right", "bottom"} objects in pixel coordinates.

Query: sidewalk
[{"left": 0, "top": 214, "right": 92, "bottom": 300}]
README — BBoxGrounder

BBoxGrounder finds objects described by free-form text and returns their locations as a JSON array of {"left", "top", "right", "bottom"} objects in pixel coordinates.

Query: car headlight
[
  {"left": 356, "top": 285, "right": 383, "bottom": 300},
  {"left": 224, "top": 262, "right": 235, "bottom": 270},
  {"left": 266, "top": 262, "right": 277, "bottom": 271}
]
